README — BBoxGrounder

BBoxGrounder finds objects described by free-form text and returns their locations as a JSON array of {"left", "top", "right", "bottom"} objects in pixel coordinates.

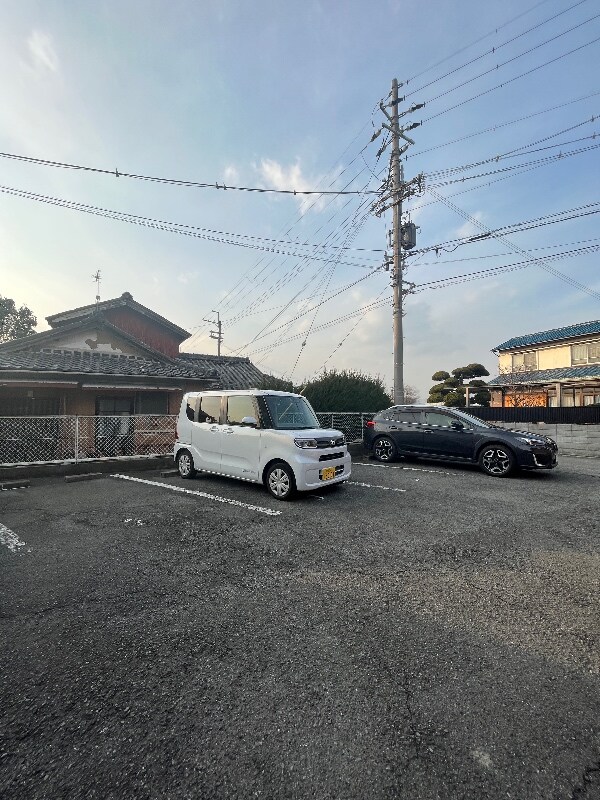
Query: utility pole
[
  {"left": 390, "top": 78, "right": 404, "bottom": 405},
  {"left": 374, "top": 79, "right": 424, "bottom": 404},
  {"left": 203, "top": 311, "right": 223, "bottom": 356}
]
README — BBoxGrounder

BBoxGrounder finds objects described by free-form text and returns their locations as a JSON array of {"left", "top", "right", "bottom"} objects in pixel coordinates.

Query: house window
[
  {"left": 0, "top": 395, "right": 62, "bottom": 416},
  {"left": 571, "top": 340, "right": 600, "bottom": 365},
  {"left": 96, "top": 396, "right": 134, "bottom": 415},
  {"left": 512, "top": 351, "right": 537, "bottom": 371},
  {"left": 135, "top": 392, "right": 169, "bottom": 414},
  {"left": 561, "top": 389, "right": 575, "bottom": 407}
]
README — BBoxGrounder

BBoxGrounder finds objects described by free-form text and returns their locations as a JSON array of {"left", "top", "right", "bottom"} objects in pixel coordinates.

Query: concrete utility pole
[
  {"left": 203, "top": 311, "right": 223, "bottom": 356},
  {"left": 390, "top": 79, "right": 404, "bottom": 405},
  {"left": 374, "top": 79, "right": 424, "bottom": 404}
]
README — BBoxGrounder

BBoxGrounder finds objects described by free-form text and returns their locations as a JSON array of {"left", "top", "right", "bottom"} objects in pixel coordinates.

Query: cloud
[
  {"left": 255, "top": 158, "right": 328, "bottom": 214},
  {"left": 27, "top": 30, "right": 59, "bottom": 73},
  {"left": 222, "top": 164, "right": 240, "bottom": 184}
]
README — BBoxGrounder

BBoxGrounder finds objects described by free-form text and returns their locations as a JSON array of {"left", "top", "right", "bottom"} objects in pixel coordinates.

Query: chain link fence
[
  {"left": 0, "top": 412, "right": 372, "bottom": 465},
  {"left": 0, "top": 415, "right": 177, "bottom": 466},
  {"left": 315, "top": 412, "right": 375, "bottom": 443}
]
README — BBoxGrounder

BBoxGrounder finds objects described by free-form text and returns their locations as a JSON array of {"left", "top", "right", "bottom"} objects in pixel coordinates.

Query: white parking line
[
  {"left": 347, "top": 481, "right": 407, "bottom": 492},
  {"left": 111, "top": 474, "right": 282, "bottom": 516},
  {"left": 352, "top": 460, "right": 454, "bottom": 476},
  {"left": 0, "top": 523, "right": 27, "bottom": 553}
]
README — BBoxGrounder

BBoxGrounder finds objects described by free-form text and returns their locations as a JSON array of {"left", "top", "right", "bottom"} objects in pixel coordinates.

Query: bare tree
[
  {"left": 497, "top": 364, "right": 546, "bottom": 407},
  {"left": 404, "top": 384, "right": 420, "bottom": 404}
]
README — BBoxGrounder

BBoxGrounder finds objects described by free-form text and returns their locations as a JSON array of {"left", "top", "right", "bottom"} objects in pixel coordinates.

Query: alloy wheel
[
  {"left": 480, "top": 447, "right": 513, "bottom": 476},
  {"left": 374, "top": 437, "right": 395, "bottom": 462}
]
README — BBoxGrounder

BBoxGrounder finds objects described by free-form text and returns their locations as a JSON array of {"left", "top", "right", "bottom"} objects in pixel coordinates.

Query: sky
[{"left": 1, "top": 0, "right": 599, "bottom": 403}]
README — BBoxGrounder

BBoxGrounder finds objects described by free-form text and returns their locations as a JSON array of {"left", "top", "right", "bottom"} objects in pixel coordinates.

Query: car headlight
[
  {"left": 294, "top": 438, "right": 318, "bottom": 449},
  {"left": 516, "top": 436, "right": 541, "bottom": 446}
]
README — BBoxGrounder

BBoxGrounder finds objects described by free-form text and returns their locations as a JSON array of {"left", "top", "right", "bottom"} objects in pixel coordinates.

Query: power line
[
  {"left": 426, "top": 139, "right": 600, "bottom": 190},
  {"left": 0, "top": 183, "right": 383, "bottom": 267},
  {"left": 188, "top": 152, "right": 385, "bottom": 343},
  {"left": 422, "top": 10, "right": 600, "bottom": 107},
  {"left": 427, "top": 188, "right": 600, "bottom": 301},
  {"left": 409, "top": 200, "right": 600, "bottom": 257},
  {"left": 0, "top": 150, "right": 379, "bottom": 196},
  {"left": 403, "top": 0, "right": 554, "bottom": 86},
  {"left": 410, "top": 236, "right": 600, "bottom": 266},
  {"left": 407, "top": 90, "right": 600, "bottom": 159},
  {"left": 424, "top": 116, "right": 599, "bottom": 179},
  {"left": 405, "top": 0, "right": 591, "bottom": 98},
  {"left": 422, "top": 33, "right": 600, "bottom": 124}
]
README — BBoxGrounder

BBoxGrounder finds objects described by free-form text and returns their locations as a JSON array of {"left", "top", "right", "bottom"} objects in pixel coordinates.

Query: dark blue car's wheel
[
  {"left": 479, "top": 445, "right": 515, "bottom": 477},
  {"left": 373, "top": 436, "right": 397, "bottom": 462}
]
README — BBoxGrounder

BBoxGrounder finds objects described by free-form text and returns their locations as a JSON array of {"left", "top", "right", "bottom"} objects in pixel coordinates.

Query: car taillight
[{"left": 366, "top": 420, "right": 375, "bottom": 428}]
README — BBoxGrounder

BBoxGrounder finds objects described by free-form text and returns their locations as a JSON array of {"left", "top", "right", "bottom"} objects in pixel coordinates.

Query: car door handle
[
  {"left": 210, "top": 425, "right": 220, "bottom": 432},
  {"left": 223, "top": 427, "right": 234, "bottom": 435},
  {"left": 423, "top": 429, "right": 433, "bottom": 433}
]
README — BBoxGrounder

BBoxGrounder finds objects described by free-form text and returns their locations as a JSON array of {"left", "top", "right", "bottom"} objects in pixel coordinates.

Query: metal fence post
[{"left": 75, "top": 416, "right": 79, "bottom": 463}]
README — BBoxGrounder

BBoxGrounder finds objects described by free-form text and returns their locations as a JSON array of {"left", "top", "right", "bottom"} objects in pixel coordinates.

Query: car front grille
[
  {"left": 319, "top": 452, "right": 344, "bottom": 462},
  {"left": 316, "top": 437, "right": 345, "bottom": 449}
]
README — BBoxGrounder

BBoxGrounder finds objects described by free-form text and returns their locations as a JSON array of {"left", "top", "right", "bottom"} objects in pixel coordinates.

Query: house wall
[
  {"left": 539, "top": 344, "right": 570, "bottom": 369},
  {"left": 1, "top": 382, "right": 214, "bottom": 418},
  {"left": 499, "top": 344, "right": 572, "bottom": 371},
  {"left": 105, "top": 308, "right": 181, "bottom": 358},
  {"left": 491, "top": 422, "right": 600, "bottom": 458},
  {"left": 46, "top": 329, "right": 141, "bottom": 355}
]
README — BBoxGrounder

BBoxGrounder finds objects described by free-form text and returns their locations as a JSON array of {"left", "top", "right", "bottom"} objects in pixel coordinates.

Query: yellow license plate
[{"left": 321, "top": 466, "right": 336, "bottom": 481}]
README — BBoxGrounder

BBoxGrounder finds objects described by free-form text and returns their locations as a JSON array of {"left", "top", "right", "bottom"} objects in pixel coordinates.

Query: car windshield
[
  {"left": 264, "top": 395, "right": 320, "bottom": 430},
  {"left": 451, "top": 408, "right": 491, "bottom": 428}
]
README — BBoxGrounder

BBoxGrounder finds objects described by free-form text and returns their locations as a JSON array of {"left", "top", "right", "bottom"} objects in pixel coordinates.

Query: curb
[
  {"left": 0, "top": 479, "right": 31, "bottom": 490},
  {"left": 0, "top": 455, "right": 173, "bottom": 481},
  {"left": 64, "top": 473, "right": 104, "bottom": 484}
]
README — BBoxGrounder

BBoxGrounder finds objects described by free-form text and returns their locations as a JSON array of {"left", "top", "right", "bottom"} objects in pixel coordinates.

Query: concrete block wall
[{"left": 492, "top": 422, "right": 600, "bottom": 458}]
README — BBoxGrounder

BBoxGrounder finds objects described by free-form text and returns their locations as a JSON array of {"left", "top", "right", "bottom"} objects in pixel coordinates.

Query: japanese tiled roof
[
  {"left": 494, "top": 320, "right": 600, "bottom": 351},
  {"left": 0, "top": 348, "right": 220, "bottom": 380},
  {"left": 178, "top": 353, "right": 265, "bottom": 389},
  {"left": 46, "top": 292, "right": 191, "bottom": 340},
  {"left": 488, "top": 365, "right": 600, "bottom": 386}
]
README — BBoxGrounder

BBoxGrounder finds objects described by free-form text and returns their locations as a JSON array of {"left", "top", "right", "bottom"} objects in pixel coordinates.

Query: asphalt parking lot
[{"left": 1, "top": 456, "right": 599, "bottom": 800}]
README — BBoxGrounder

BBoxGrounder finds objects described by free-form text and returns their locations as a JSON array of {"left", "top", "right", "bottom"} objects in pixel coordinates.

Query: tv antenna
[{"left": 92, "top": 270, "right": 101, "bottom": 306}]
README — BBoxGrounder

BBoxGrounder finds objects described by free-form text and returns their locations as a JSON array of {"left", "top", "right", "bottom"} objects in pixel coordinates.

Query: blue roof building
[{"left": 489, "top": 319, "right": 600, "bottom": 407}]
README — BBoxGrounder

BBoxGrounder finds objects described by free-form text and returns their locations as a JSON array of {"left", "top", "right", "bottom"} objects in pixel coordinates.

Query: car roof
[
  {"left": 184, "top": 389, "right": 304, "bottom": 399},
  {"left": 380, "top": 404, "right": 446, "bottom": 410}
]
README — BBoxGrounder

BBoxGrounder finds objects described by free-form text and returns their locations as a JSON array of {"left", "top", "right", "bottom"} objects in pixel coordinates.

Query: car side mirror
[
  {"left": 450, "top": 421, "right": 464, "bottom": 431},
  {"left": 241, "top": 416, "right": 258, "bottom": 427}
]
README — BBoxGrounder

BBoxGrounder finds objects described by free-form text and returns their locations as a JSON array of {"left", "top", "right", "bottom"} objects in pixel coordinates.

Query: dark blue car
[{"left": 364, "top": 405, "right": 558, "bottom": 477}]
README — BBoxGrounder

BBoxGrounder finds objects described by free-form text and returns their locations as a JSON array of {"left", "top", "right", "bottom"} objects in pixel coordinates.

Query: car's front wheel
[
  {"left": 478, "top": 445, "right": 515, "bottom": 477},
  {"left": 265, "top": 461, "right": 296, "bottom": 500},
  {"left": 176, "top": 449, "right": 196, "bottom": 479},
  {"left": 373, "top": 435, "right": 397, "bottom": 462}
]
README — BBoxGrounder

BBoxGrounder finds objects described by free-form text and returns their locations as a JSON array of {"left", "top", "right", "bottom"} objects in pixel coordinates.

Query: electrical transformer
[{"left": 400, "top": 222, "right": 417, "bottom": 249}]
